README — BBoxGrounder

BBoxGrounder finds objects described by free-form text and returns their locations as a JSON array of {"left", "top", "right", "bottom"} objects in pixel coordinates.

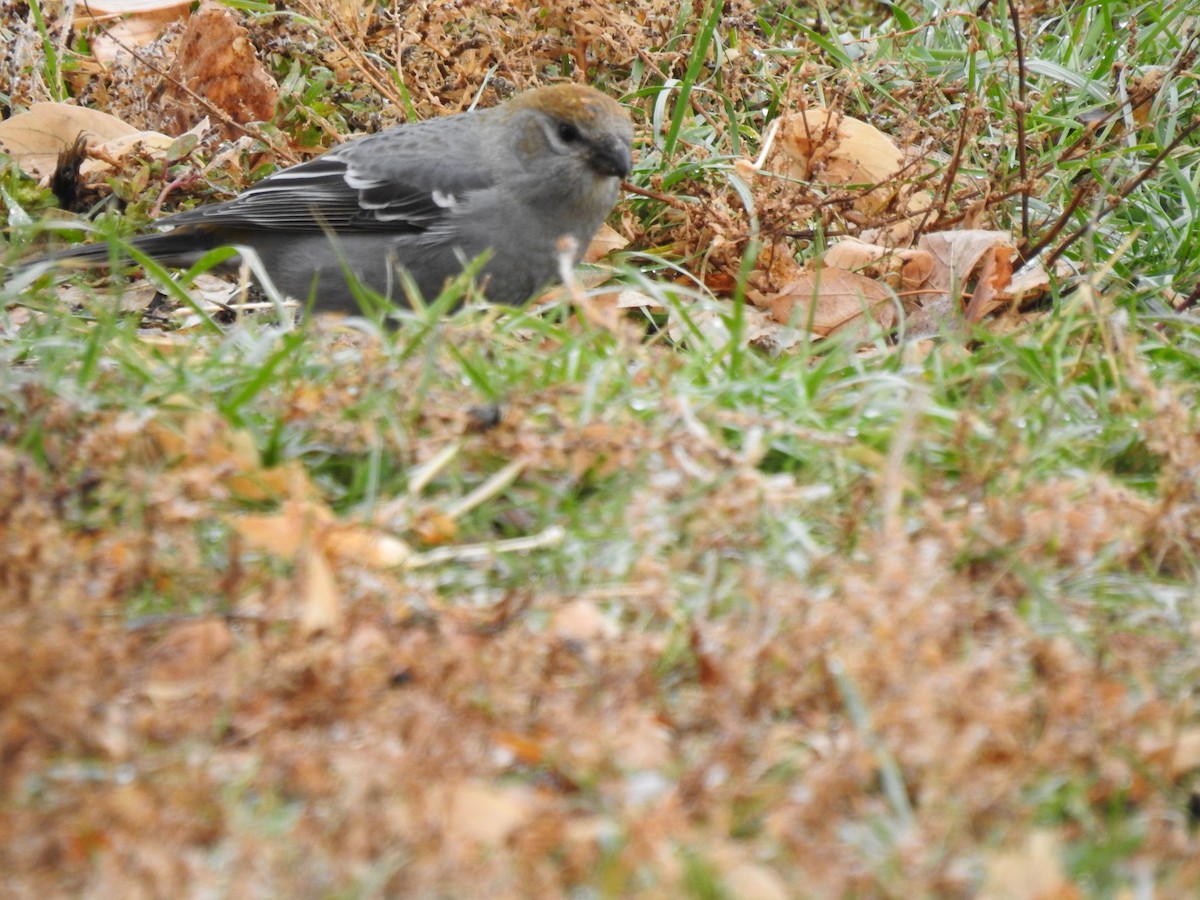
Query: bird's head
[{"left": 502, "top": 84, "right": 633, "bottom": 183}]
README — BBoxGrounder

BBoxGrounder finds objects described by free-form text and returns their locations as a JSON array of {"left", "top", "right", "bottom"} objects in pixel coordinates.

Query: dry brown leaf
[
  {"left": 602, "top": 288, "right": 664, "bottom": 310},
  {"left": 1170, "top": 728, "right": 1200, "bottom": 777},
  {"left": 81, "top": 1, "right": 194, "bottom": 64},
  {"left": 583, "top": 223, "right": 630, "bottom": 263},
  {"left": 75, "top": 0, "right": 193, "bottom": 15},
  {"left": 980, "top": 830, "right": 1076, "bottom": 900},
  {"left": 234, "top": 498, "right": 333, "bottom": 558},
  {"left": 0, "top": 103, "right": 142, "bottom": 178},
  {"left": 435, "top": 781, "right": 536, "bottom": 846},
  {"left": 1005, "top": 262, "right": 1054, "bottom": 302},
  {"left": 299, "top": 548, "right": 341, "bottom": 634},
  {"left": 143, "top": 619, "right": 234, "bottom": 683},
  {"left": 410, "top": 507, "right": 459, "bottom": 546},
  {"left": 0, "top": 102, "right": 207, "bottom": 182},
  {"left": 822, "top": 237, "right": 935, "bottom": 293},
  {"left": 1129, "top": 67, "right": 1167, "bottom": 130},
  {"left": 79, "top": 131, "right": 180, "bottom": 177},
  {"left": 235, "top": 496, "right": 411, "bottom": 572},
  {"left": 916, "top": 230, "right": 1016, "bottom": 311},
  {"left": 140, "top": 619, "right": 237, "bottom": 707},
  {"left": 492, "top": 729, "right": 551, "bottom": 767},
  {"left": 830, "top": 232, "right": 1058, "bottom": 330},
  {"left": 963, "top": 239, "right": 1015, "bottom": 323},
  {"left": 918, "top": 230, "right": 1058, "bottom": 324},
  {"left": 665, "top": 299, "right": 804, "bottom": 355},
  {"left": 758, "top": 267, "right": 895, "bottom": 338},
  {"left": 821, "top": 237, "right": 895, "bottom": 272},
  {"left": 773, "top": 106, "right": 904, "bottom": 215},
  {"left": 552, "top": 599, "right": 619, "bottom": 643},
  {"left": 144, "top": 408, "right": 316, "bottom": 502},
  {"left": 57, "top": 280, "right": 161, "bottom": 315},
  {"left": 610, "top": 709, "right": 672, "bottom": 770},
  {"left": 723, "top": 862, "right": 791, "bottom": 900},
  {"left": 223, "top": 459, "right": 309, "bottom": 503},
  {"left": 324, "top": 523, "right": 413, "bottom": 568},
  {"left": 161, "top": 2, "right": 279, "bottom": 135},
  {"left": 233, "top": 497, "right": 345, "bottom": 632}
]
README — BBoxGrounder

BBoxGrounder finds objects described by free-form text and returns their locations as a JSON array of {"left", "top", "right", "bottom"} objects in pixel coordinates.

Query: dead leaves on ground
[
  {"left": 141, "top": 400, "right": 571, "bottom": 636},
  {"left": 683, "top": 104, "right": 1063, "bottom": 349},
  {"left": 159, "top": 2, "right": 279, "bottom": 136},
  {"left": 77, "top": 1, "right": 278, "bottom": 134},
  {"left": 0, "top": 1, "right": 277, "bottom": 195},
  {"left": 0, "top": 103, "right": 185, "bottom": 183},
  {"left": 643, "top": 89, "right": 1123, "bottom": 355},
  {"left": 4, "top": 311, "right": 1200, "bottom": 894}
]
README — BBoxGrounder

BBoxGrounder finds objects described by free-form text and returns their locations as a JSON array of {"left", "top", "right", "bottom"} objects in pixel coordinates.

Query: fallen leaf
[
  {"left": 435, "top": 781, "right": 535, "bottom": 846},
  {"left": 0, "top": 103, "right": 142, "bottom": 179},
  {"left": 723, "top": 862, "right": 791, "bottom": 900},
  {"left": 161, "top": 2, "right": 279, "bottom": 135},
  {"left": 74, "top": 0, "right": 193, "bottom": 15},
  {"left": 299, "top": 547, "right": 341, "bottom": 635},
  {"left": 80, "top": 1, "right": 194, "bottom": 64},
  {"left": 324, "top": 523, "right": 413, "bottom": 568},
  {"left": 980, "top": 830, "right": 1076, "bottom": 900},
  {"left": 822, "top": 237, "right": 935, "bottom": 293},
  {"left": 552, "top": 599, "right": 619, "bottom": 643},
  {"left": 773, "top": 106, "right": 904, "bottom": 215},
  {"left": 234, "top": 498, "right": 334, "bottom": 558},
  {"left": 1171, "top": 728, "right": 1200, "bottom": 777},
  {"left": 583, "top": 223, "right": 629, "bottom": 262},
  {"left": 916, "top": 230, "right": 1017, "bottom": 315},
  {"left": 143, "top": 619, "right": 234, "bottom": 683},
  {"left": 758, "top": 266, "right": 896, "bottom": 338}
]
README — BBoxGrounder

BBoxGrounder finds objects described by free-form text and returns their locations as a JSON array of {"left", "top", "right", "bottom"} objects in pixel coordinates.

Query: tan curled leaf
[
  {"left": 225, "top": 459, "right": 315, "bottom": 504},
  {"left": 822, "top": 237, "right": 935, "bottom": 294},
  {"left": 980, "top": 830, "right": 1072, "bottom": 900},
  {"left": 583, "top": 223, "right": 629, "bottom": 263},
  {"left": 723, "top": 863, "right": 791, "bottom": 900},
  {"left": 773, "top": 106, "right": 904, "bottom": 215},
  {"left": 611, "top": 288, "right": 665, "bottom": 310},
  {"left": 0, "top": 103, "right": 140, "bottom": 178},
  {"left": 963, "top": 240, "right": 1015, "bottom": 323},
  {"left": 913, "top": 231, "right": 1019, "bottom": 324},
  {"left": 74, "top": 0, "right": 193, "bottom": 15},
  {"left": 298, "top": 548, "right": 341, "bottom": 635},
  {"left": 552, "top": 599, "right": 620, "bottom": 643},
  {"left": 1129, "top": 67, "right": 1167, "bottom": 130},
  {"left": 234, "top": 498, "right": 343, "bottom": 633}
]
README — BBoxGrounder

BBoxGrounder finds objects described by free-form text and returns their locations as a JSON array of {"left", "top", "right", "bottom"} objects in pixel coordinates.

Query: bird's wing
[{"left": 158, "top": 118, "right": 495, "bottom": 235}]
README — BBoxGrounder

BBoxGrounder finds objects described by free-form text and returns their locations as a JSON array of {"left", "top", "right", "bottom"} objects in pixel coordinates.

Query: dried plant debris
[
  {"left": 157, "top": 2, "right": 279, "bottom": 137},
  {"left": 2, "top": 1, "right": 1198, "bottom": 895}
]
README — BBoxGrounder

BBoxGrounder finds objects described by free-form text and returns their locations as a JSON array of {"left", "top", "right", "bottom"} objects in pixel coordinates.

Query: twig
[
  {"left": 1006, "top": 0, "right": 1031, "bottom": 248},
  {"left": 1042, "top": 117, "right": 1200, "bottom": 272}
]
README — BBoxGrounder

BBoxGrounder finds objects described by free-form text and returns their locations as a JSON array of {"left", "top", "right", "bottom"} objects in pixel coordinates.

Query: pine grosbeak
[{"left": 17, "top": 84, "right": 633, "bottom": 312}]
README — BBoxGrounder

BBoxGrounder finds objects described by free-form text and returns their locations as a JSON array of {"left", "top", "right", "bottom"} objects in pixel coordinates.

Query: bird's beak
[{"left": 590, "top": 136, "right": 633, "bottom": 179}]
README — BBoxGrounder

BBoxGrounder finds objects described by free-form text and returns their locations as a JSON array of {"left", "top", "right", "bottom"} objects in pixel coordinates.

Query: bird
[{"left": 13, "top": 84, "right": 633, "bottom": 313}]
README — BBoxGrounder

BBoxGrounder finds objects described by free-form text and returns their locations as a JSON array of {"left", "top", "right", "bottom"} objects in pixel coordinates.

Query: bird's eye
[{"left": 557, "top": 122, "right": 581, "bottom": 143}]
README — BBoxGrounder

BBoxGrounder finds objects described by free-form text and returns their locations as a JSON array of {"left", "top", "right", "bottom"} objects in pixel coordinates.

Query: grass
[{"left": 3, "top": 0, "right": 1200, "bottom": 895}]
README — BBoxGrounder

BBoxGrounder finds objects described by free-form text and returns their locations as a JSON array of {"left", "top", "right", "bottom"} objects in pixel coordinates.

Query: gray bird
[{"left": 13, "top": 84, "right": 633, "bottom": 313}]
